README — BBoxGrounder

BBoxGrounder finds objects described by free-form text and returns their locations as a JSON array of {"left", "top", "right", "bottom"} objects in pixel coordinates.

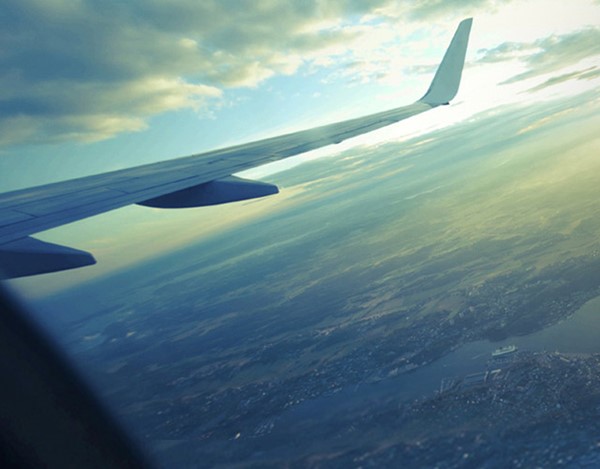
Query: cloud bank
[
  {"left": 1, "top": 0, "right": 598, "bottom": 147},
  {"left": 0, "top": 0, "right": 390, "bottom": 145}
]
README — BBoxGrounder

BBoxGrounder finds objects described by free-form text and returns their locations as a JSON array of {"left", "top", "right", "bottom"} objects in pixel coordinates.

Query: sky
[{"left": 2, "top": 0, "right": 600, "bottom": 296}]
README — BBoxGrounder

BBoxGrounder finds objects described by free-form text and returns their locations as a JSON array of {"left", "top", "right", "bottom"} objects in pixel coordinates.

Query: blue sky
[{"left": 2, "top": 0, "right": 600, "bottom": 295}]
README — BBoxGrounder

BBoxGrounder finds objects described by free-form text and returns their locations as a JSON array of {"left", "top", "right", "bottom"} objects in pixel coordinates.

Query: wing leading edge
[{"left": 0, "top": 18, "right": 472, "bottom": 278}]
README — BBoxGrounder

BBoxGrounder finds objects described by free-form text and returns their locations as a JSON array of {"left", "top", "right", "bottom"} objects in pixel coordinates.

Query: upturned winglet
[{"left": 419, "top": 18, "right": 472, "bottom": 106}]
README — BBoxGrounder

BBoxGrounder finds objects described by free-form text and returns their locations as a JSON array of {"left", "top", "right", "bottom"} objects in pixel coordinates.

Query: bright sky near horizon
[{"left": 2, "top": 0, "right": 600, "bottom": 295}]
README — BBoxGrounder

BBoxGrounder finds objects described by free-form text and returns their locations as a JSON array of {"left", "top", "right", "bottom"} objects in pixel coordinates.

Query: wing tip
[{"left": 418, "top": 17, "right": 473, "bottom": 106}]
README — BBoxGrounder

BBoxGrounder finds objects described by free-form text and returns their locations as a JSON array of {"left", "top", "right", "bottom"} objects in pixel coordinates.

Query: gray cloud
[
  {"left": 477, "top": 27, "right": 600, "bottom": 84},
  {"left": 1, "top": 0, "right": 395, "bottom": 146}
]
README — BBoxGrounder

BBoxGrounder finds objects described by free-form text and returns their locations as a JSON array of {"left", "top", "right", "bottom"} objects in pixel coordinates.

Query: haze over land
[{"left": 32, "top": 88, "right": 600, "bottom": 466}]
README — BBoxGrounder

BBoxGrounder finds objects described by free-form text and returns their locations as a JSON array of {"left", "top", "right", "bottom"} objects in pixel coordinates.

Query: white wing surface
[{"left": 0, "top": 18, "right": 472, "bottom": 278}]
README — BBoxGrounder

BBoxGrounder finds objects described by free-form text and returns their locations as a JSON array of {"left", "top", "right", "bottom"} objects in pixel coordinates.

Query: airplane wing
[{"left": 0, "top": 18, "right": 472, "bottom": 279}]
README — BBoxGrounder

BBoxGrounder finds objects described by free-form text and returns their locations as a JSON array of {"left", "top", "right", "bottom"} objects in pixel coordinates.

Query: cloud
[
  {"left": 397, "top": 0, "right": 513, "bottom": 20},
  {"left": 1, "top": 0, "right": 398, "bottom": 146},
  {"left": 525, "top": 66, "right": 600, "bottom": 92},
  {"left": 0, "top": 76, "right": 222, "bottom": 145},
  {"left": 477, "top": 27, "right": 600, "bottom": 84},
  {"left": 1, "top": 0, "right": 528, "bottom": 148},
  {"left": 6, "top": 1, "right": 592, "bottom": 148}
]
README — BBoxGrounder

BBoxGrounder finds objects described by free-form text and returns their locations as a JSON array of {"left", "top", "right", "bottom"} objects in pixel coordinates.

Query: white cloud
[{"left": 476, "top": 27, "right": 600, "bottom": 84}]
